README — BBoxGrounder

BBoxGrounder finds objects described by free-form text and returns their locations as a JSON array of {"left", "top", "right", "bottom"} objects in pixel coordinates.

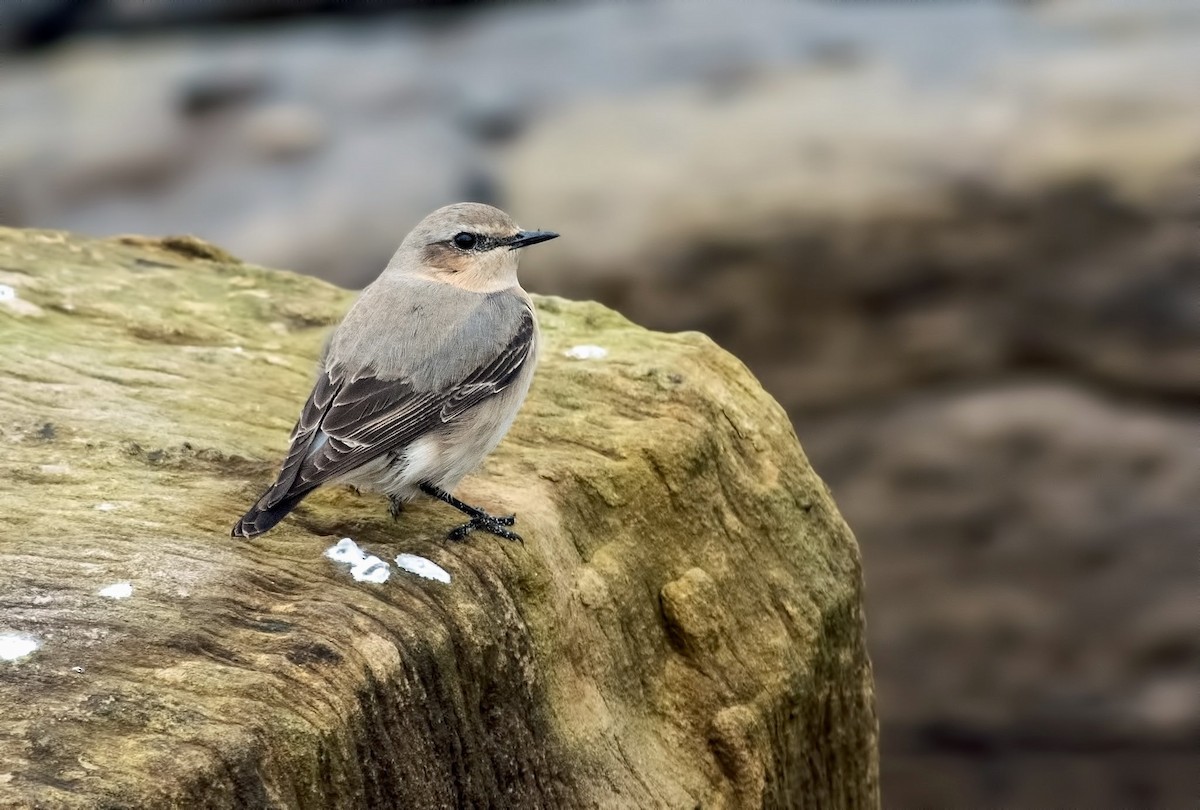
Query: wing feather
[{"left": 264, "top": 305, "right": 534, "bottom": 504}]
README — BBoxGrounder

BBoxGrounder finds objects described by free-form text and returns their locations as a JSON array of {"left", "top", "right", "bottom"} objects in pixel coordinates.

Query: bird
[{"left": 231, "top": 202, "right": 558, "bottom": 542}]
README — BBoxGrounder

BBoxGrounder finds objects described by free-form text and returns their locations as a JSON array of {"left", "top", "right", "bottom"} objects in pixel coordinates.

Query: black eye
[{"left": 452, "top": 232, "right": 477, "bottom": 250}]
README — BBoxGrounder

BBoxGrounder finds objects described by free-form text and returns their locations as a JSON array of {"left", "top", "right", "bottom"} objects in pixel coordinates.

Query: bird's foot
[
  {"left": 388, "top": 494, "right": 405, "bottom": 521},
  {"left": 448, "top": 513, "right": 522, "bottom": 543},
  {"left": 418, "top": 482, "right": 523, "bottom": 543}
]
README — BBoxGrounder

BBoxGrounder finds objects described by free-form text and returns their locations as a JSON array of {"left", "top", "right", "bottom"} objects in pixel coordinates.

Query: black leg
[
  {"left": 419, "top": 483, "right": 521, "bottom": 543},
  {"left": 388, "top": 494, "right": 405, "bottom": 521}
]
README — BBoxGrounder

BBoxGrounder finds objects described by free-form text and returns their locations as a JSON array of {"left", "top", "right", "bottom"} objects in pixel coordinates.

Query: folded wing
[{"left": 257, "top": 305, "right": 535, "bottom": 511}]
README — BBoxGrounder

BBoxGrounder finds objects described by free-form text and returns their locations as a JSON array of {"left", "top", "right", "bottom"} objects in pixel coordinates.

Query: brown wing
[{"left": 258, "top": 306, "right": 534, "bottom": 509}]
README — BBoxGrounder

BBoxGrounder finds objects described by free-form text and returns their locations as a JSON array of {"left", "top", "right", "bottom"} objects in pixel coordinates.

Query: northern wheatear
[{"left": 232, "top": 203, "right": 557, "bottom": 542}]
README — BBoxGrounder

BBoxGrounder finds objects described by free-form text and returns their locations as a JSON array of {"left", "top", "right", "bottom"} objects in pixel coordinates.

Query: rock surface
[{"left": 0, "top": 226, "right": 878, "bottom": 809}]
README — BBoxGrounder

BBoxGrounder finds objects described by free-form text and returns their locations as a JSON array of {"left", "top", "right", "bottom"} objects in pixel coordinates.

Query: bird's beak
[{"left": 507, "top": 230, "right": 559, "bottom": 250}]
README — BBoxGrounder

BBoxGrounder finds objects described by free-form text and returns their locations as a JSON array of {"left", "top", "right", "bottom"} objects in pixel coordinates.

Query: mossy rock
[{"left": 0, "top": 227, "right": 878, "bottom": 809}]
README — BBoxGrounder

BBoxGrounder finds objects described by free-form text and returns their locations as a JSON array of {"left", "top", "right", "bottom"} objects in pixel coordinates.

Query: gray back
[{"left": 327, "top": 274, "right": 531, "bottom": 391}]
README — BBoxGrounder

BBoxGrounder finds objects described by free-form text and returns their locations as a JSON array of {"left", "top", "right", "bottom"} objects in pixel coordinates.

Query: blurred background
[{"left": 2, "top": 0, "right": 1197, "bottom": 805}]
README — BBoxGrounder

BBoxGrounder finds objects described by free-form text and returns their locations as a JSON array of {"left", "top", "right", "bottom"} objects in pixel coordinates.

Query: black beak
[{"left": 507, "top": 230, "right": 559, "bottom": 250}]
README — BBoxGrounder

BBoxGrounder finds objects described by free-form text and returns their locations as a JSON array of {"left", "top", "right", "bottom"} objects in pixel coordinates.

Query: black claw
[
  {"left": 447, "top": 515, "right": 522, "bottom": 543},
  {"left": 492, "top": 524, "right": 523, "bottom": 544}
]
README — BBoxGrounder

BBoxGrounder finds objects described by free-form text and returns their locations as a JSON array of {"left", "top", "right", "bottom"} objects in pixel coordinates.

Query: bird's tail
[{"left": 231, "top": 488, "right": 307, "bottom": 538}]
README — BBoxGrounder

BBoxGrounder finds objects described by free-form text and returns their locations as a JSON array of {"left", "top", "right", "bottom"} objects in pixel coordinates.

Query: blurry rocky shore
[{"left": 2, "top": 1, "right": 1198, "bottom": 806}]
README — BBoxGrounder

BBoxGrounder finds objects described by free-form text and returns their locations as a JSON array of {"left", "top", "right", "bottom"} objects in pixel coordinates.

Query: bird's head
[{"left": 390, "top": 202, "right": 558, "bottom": 293}]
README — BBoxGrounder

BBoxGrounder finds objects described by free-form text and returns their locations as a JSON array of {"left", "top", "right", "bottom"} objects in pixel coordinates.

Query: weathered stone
[{"left": 0, "top": 226, "right": 877, "bottom": 809}]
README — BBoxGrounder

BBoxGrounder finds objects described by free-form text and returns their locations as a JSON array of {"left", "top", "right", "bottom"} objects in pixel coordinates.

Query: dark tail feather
[{"left": 231, "top": 489, "right": 308, "bottom": 538}]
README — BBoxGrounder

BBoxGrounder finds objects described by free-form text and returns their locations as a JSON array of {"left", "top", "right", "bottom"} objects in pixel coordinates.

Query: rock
[
  {"left": 0, "top": 226, "right": 878, "bottom": 808},
  {"left": 800, "top": 384, "right": 1200, "bottom": 807},
  {"left": 242, "top": 104, "right": 328, "bottom": 162},
  {"left": 176, "top": 62, "right": 269, "bottom": 119},
  {"left": 1012, "top": 222, "right": 1200, "bottom": 400}
]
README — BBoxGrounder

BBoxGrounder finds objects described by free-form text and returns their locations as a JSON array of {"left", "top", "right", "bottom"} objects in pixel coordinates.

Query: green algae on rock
[{"left": 0, "top": 226, "right": 878, "bottom": 809}]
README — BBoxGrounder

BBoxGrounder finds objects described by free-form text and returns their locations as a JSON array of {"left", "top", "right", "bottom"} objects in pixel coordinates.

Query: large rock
[
  {"left": 0, "top": 227, "right": 878, "bottom": 809},
  {"left": 800, "top": 384, "right": 1200, "bottom": 806}
]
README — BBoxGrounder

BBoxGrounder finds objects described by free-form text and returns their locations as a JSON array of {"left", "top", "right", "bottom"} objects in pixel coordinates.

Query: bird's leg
[
  {"left": 388, "top": 494, "right": 405, "bottom": 521},
  {"left": 419, "top": 483, "right": 521, "bottom": 543}
]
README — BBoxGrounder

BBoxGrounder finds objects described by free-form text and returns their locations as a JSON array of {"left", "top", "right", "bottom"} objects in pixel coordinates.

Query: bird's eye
[{"left": 452, "top": 232, "right": 478, "bottom": 250}]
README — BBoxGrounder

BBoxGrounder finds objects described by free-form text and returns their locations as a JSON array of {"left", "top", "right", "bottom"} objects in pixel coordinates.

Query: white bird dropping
[
  {"left": 98, "top": 582, "right": 133, "bottom": 599},
  {"left": 325, "top": 538, "right": 363, "bottom": 564},
  {"left": 0, "top": 633, "right": 39, "bottom": 662},
  {"left": 565, "top": 344, "right": 608, "bottom": 360},
  {"left": 351, "top": 556, "right": 391, "bottom": 584},
  {"left": 395, "top": 553, "right": 451, "bottom": 584},
  {"left": 325, "top": 538, "right": 391, "bottom": 584}
]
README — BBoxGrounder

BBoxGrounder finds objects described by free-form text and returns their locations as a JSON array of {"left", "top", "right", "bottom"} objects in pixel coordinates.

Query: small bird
[{"left": 231, "top": 203, "right": 557, "bottom": 542}]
